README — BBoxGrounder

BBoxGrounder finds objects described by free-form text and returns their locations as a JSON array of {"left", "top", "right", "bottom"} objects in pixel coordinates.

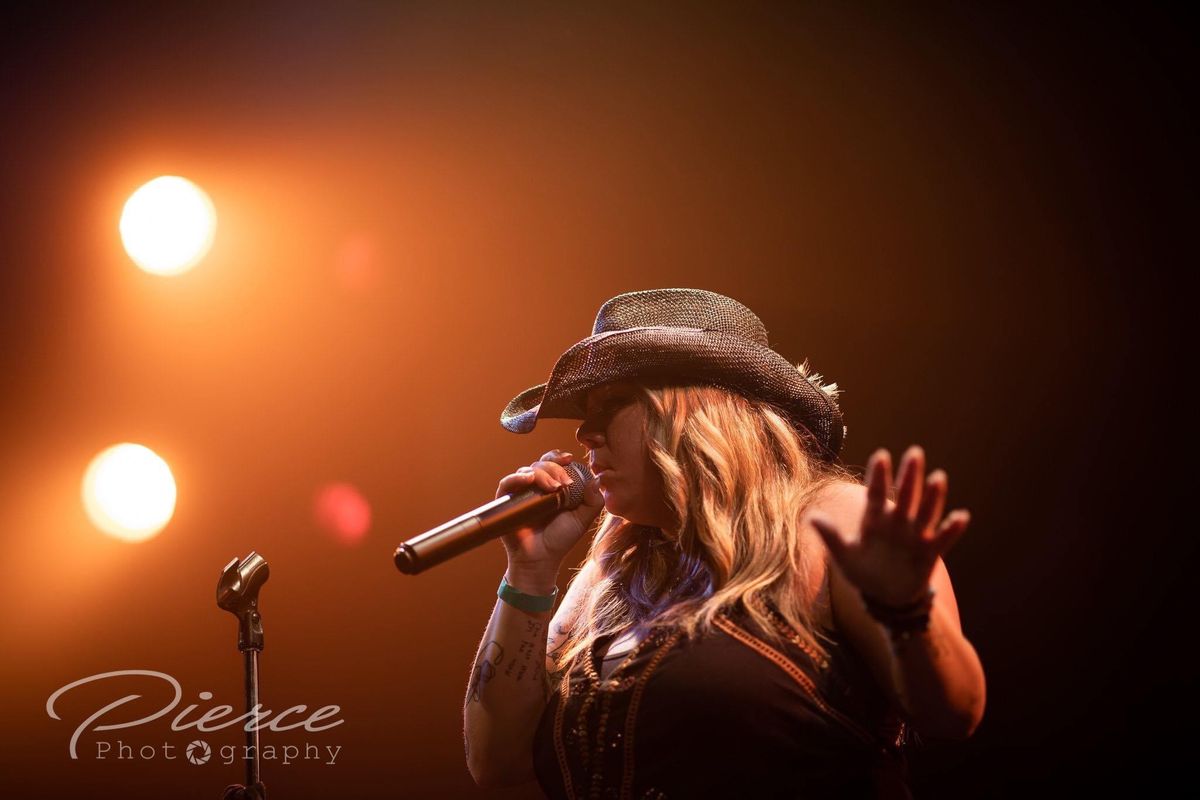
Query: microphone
[{"left": 393, "top": 461, "right": 594, "bottom": 574}]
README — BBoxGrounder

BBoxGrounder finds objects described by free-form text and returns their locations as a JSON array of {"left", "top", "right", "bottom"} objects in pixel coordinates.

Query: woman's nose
[{"left": 575, "top": 421, "right": 604, "bottom": 449}]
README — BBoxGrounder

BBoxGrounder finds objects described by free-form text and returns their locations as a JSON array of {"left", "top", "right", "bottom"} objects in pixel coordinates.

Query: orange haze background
[{"left": 0, "top": 3, "right": 1187, "bottom": 798}]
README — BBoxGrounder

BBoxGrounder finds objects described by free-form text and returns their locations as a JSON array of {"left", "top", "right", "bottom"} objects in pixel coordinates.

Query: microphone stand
[{"left": 217, "top": 552, "right": 270, "bottom": 800}]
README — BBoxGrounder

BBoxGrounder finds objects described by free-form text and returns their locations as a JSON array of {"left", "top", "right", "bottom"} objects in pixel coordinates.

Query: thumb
[
  {"left": 570, "top": 476, "right": 605, "bottom": 529},
  {"left": 809, "top": 513, "right": 849, "bottom": 561},
  {"left": 580, "top": 474, "right": 604, "bottom": 509}
]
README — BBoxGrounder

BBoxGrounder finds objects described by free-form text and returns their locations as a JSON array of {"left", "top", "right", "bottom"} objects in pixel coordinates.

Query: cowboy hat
[{"left": 500, "top": 288, "right": 846, "bottom": 462}]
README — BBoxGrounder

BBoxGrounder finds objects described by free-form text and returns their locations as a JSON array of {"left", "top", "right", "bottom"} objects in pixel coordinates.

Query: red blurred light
[{"left": 313, "top": 482, "right": 371, "bottom": 544}]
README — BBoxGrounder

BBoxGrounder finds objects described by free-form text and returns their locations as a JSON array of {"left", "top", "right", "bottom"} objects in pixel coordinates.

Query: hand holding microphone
[
  {"left": 497, "top": 450, "right": 604, "bottom": 571},
  {"left": 393, "top": 450, "right": 603, "bottom": 575}
]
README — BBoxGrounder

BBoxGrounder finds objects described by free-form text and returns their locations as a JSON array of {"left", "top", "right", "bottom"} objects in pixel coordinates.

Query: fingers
[
  {"left": 531, "top": 450, "right": 576, "bottom": 486},
  {"left": 893, "top": 445, "right": 924, "bottom": 524},
  {"left": 915, "top": 469, "right": 947, "bottom": 540},
  {"left": 865, "top": 450, "right": 891, "bottom": 518},
  {"left": 496, "top": 468, "right": 539, "bottom": 498},
  {"left": 934, "top": 509, "right": 971, "bottom": 555},
  {"left": 496, "top": 450, "right": 577, "bottom": 498},
  {"left": 539, "top": 448, "right": 574, "bottom": 464},
  {"left": 809, "top": 513, "right": 850, "bottom": 563}
]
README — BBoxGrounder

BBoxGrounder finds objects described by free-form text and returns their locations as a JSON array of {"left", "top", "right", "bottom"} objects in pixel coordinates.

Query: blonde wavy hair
[{"left": 552, "top": 380, "right": 858, "bottom": 679}]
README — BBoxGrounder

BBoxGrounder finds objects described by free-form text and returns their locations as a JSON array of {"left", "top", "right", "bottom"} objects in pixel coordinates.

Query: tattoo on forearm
[
  {"left": 467, "top": 641, "right": 503, "bottom": 704},
  {"left": 466, "top": 617, "right": 552, "bottom": 704},
  {"left": 503, "top": 618, "right": 548, "bottom": 683},
  {"left": 504, "top": 640, "right": 532, "bottom": 681}
]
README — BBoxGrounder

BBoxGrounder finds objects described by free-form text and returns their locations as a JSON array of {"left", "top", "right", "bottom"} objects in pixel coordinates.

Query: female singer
[{"left": 464, "top": 288, "right": 985, "bottom": 798}]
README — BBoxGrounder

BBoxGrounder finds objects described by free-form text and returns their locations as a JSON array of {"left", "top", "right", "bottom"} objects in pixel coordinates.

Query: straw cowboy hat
[{"left": 500, "top": 288, "right": 846, "bottom": 462}]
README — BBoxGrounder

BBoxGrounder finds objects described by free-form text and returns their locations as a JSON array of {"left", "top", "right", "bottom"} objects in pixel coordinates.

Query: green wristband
[{"left": 498, "top": 574, "right": 558, "bottom": 613}]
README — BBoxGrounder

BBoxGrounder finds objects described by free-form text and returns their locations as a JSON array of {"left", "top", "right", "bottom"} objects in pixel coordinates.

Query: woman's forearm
[
  {"left": 463, "top": 569, "right": 557, "bottom": 787},
  {"left": 886, "top": 599, "right": 987, "bottom": 740}
]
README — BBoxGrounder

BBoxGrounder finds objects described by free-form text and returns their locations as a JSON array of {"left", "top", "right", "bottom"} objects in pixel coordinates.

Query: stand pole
[
  {"left": 217, "top": 552, "right": 269, "bottom": 800},
  {"left": 244, "top": 649, "right": 261, "bottom": 788}
]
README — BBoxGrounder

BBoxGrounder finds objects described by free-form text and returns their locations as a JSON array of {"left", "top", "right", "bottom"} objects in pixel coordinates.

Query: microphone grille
[{"left": 560, "top": 461, "right": 595, "bottom": 509}]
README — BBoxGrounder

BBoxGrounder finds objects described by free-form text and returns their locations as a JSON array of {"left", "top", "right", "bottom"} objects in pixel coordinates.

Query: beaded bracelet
[
  {"left": 498, "top": 574, "right": 558, "bottom": 614},
  {"left": 861, "top": 586, "right": 935, "bottom": 639}
]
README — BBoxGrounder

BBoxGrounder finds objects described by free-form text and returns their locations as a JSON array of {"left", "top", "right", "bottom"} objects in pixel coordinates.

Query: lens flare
[
  {"left": 119, "top": 176, "right": 217, "bottom": 275},
  {"left": 313, "top": 482, "right": 372, "bottom": 544},
  {"left": 82, "top": 443, "right": 178, "bottom": 542}
]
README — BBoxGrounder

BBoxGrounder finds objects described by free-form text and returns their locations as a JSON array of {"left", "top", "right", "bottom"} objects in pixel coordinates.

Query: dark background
[{"left": 0, "top": 2, "right": 1189, "bottom": 797}]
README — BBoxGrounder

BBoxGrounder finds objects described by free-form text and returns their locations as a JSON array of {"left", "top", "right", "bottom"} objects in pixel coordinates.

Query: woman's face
[{"left": 575, "top": 381, "right": 674, "bottom": 530}]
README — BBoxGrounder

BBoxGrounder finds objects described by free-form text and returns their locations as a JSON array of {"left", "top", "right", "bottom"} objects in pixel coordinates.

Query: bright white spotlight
[
  {"left": 120, "top": 176, "right": 217, "bottom": 275},
  {"left": 82, "top": 443, "right": 178, "bottom": 542}
]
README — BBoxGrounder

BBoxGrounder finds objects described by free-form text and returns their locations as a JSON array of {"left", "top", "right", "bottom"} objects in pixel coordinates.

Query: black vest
[{"left": 532, "top": 599, "right": 912, "bottom": 800}]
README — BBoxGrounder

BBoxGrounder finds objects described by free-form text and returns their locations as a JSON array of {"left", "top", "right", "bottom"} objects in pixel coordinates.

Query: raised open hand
[{"left": 810, "top": 446, "right": 971, "bottom": 607}]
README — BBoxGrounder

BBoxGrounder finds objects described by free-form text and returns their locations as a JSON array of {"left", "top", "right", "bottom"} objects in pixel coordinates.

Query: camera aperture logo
[
  {"left": 187, "top": 740, "right": 212, "bottom": 764},
  {"left": 46, "top": 670, "right": 344, "bottom": 767}
]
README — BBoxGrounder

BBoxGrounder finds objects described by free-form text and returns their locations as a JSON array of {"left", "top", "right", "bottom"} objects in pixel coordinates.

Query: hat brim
[{"left": 500, "top": 327, "right": 844, "bottom": 460}]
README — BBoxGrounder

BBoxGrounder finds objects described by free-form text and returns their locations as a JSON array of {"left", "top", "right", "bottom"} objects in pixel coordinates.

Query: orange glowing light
[
  {"left": 119, "top": 176, "right": 217, "bottom": 275},
  {"left": 313, "top": 483, "right": 372, "bottom": 544},
  {"left": 334, "top": 232, "right": 380, "bottom": 293},
  {"left": 82, "top": 443, "right": 177, "bottom": 542}
]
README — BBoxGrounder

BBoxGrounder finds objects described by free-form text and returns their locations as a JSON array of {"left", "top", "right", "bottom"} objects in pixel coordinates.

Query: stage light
[
  {"left": 313, "top": 483, "right": 371, "bottom": 545},
  {"left": 119, "top": 176, "right": 217, "bottom": 275},
  {"left": 82, "top": 443, "right": 178, "bottom": 542}
]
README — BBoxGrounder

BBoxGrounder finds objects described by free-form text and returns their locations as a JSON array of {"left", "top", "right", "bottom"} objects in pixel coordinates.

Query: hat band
[{"left": 589, "top": 325, "right": 705, "bottom": 340}]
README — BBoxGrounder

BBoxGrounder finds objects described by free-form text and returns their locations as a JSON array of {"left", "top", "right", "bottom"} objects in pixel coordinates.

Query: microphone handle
[{"left": 393, "top": 488, "right": 564, "bottom": 575}]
